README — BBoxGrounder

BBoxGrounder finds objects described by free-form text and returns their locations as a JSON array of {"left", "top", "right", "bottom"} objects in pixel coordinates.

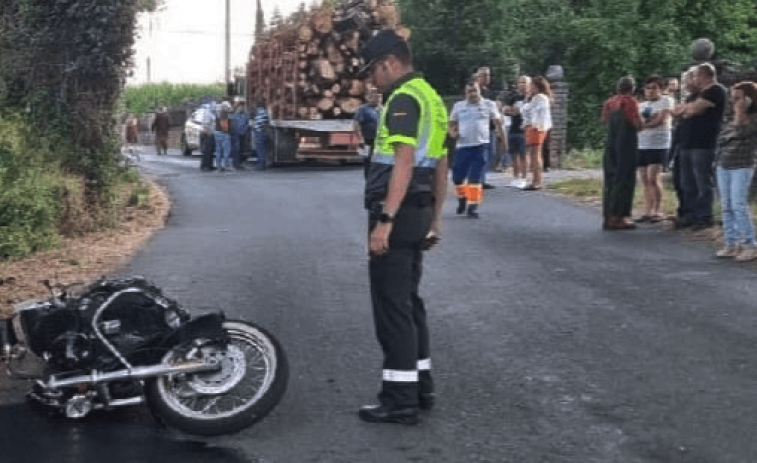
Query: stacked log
[{"left": 247, "top": 0, "right": 409, "bottom": 120}]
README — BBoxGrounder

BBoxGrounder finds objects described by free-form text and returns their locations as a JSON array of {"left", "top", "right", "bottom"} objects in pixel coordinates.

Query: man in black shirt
[
  {"left": 672, "top": 63, "right": 727, "bottom": 230},
  {"left": 504, "top": 76, "right": 531, "bottom": 187}
]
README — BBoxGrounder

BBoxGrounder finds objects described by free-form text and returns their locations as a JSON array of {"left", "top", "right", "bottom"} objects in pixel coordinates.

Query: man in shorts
[{"left": 503, "top": 76, "right": 530, "bottom": 188}]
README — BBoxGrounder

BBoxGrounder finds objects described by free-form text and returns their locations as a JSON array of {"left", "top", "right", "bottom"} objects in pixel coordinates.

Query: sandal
[
  {"left": 523, "top": 184, "right": 542, "bottom": 191},
  {"left": 634, "top": 215, "right": 653, "bottom": 223}
]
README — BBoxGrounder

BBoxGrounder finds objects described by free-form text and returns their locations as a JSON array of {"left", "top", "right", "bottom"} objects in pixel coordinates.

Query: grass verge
[
  {"left": 0, "top": 179, "right": 169, "bottom": 317},
  {"left": 547, "top": 176, "right": 685, "bottom": 218},
  {"left": 547, "top": 175, "right": 756, "bottom": 240},
  {"left": 560, "top": 148, "right": 604, "bottom": 170}
]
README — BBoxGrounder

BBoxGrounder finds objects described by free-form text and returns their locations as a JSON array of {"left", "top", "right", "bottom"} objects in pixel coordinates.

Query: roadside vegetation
[
  {"left": 398, "top": 0, "right": 757, "bottom": 150},
  {"left": 0, "top": 1, "right": 164, "bottom": 262},
  {"left": 560, "top": 148, "right": 603, "bottom": 170},
  {"left": 0, "top": 108, "right": 159, "bottom": 257},
  {"left": 547, "top": 177, "right": 757, "bottom": 235},
  {"left": 549, "top": 178, "right": 688, "bottom": 221},
  {"left": 122, "top": 82, "right": 227, "bottom": 116}
]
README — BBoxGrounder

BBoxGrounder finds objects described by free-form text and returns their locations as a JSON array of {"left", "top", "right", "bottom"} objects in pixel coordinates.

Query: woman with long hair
[
  {"left": 714, "top": 81, "right": 757, "bottom": 260},
  {"left": 522, "top": 76, "right": 552, "bottom": 190}
]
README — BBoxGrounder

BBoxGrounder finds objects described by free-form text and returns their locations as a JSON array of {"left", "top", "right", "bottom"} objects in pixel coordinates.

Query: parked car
[
  {"left": 181, "top": 102, "right": 255, "bottom": 161},
  {"left": 181, "top": 103, "right": 216, "bottom": 156}
]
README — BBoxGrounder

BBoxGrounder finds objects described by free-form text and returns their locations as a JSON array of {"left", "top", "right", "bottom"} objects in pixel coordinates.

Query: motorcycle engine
[
  {"left": 24, "top": 307, "right": 94, "bottom": 372},
  {"left": 20, "top": 277, "right": 188, "bottom": 374},
  {"left": 82, "top": 277, "right": 188, "bottom": 366}
]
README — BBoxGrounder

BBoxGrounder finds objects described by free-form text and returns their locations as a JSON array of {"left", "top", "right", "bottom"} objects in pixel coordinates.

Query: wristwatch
[{"left": 378, "top": 212, "right": 395, "bottom": 223}]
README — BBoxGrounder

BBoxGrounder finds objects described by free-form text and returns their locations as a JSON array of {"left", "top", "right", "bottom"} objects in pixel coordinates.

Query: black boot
[
  {"left": 456, "top": 198, "right": 467, "bottom": 215},
  {"left": 358, "top": 404, "right": 419, "bottom": 425},
  {"left": 419, "top": 392, "right": 436, "bottom": 411},
  {"left": 467, "top": 204, "right": 479, "bottom": 218}
]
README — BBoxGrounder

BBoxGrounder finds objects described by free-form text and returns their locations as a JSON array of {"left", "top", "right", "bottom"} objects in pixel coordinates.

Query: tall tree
[
  {"left": 255, "top": 0, "right": 265, "bottom": 39},
  {"left": 270, "top": 5, "right": 283, "bottom": 30},
  {"left": 0, "top": 0, "right": 144, "bottom": 200},
  {"left": 290, "top": 2, "right": 308, "bottom": 23},
  {"left": 138, "top": 0, "right": 165, "bottom": 11},
  {"left": 398, "top": 0, "right": 757, "bottom": 148}
]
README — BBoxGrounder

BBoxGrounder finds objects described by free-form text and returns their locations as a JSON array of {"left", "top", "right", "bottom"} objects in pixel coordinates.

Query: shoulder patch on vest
[{"left": 386, "top": 95, "right": 421, "bottom": 139}]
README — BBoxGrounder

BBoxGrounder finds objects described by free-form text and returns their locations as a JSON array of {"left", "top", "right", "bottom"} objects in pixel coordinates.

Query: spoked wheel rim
[{"left": 157, "top": 322, "right": 278, "bottom": 420}]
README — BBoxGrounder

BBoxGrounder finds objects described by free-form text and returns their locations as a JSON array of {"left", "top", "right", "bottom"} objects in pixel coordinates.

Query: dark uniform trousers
[{"left": 369, "top": 193, "right": 435, "bottom": 408}]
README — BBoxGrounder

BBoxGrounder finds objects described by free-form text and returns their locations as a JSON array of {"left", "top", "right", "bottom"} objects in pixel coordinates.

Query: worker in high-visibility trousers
[{"left": 449, "top": 81, "right": 508, "bottom": 218}]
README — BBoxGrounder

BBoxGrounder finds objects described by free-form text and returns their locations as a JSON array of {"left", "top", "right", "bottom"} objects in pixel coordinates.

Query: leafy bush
[
  {"left": 122, "top": 82, "right": 227, "bottom": 116},
  {"left": 0, "top": 0, "right": 143, "bottom": 202},
  {"left": 0, "top": 115, "right": 66, "bottom": 258},
  {"left": 0, "top": 110, "right": 144, "bottom": 260},
  {"left": 0, "top": 1, "right": 161, "bottom": 260}
]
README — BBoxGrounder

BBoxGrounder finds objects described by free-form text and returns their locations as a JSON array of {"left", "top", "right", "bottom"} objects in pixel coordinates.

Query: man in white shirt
[{"left": 449, "top": 81, "right": 507, "bottom": 218}]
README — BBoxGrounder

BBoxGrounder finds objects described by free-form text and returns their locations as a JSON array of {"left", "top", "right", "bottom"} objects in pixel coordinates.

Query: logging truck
[{"left": 245, "top": 0, "right": 408, "bottom": 166}]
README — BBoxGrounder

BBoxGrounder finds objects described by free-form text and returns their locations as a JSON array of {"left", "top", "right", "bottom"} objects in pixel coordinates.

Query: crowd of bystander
[{"left": 600, "top": 63, "right": 757, "bottom": 261}]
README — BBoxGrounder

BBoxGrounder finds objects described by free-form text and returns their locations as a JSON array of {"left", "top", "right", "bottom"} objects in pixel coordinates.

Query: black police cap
[{"left": 358, "top": 29, "right": 408, "bottom": 77}]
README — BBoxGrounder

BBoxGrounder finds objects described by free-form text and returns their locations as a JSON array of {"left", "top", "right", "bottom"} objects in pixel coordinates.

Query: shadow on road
[{"left": 0, "top": 403, "right": 252, "bottom": 463}]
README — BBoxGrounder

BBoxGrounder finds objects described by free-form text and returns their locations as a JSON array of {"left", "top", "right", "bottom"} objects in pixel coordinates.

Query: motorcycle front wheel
[{"left": 145, "top": 320, "right": 288, "bottom": 436}]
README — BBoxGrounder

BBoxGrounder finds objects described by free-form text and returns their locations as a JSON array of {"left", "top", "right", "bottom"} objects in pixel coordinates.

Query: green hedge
[
  {"left": 122, "top": 82, "right": 227, "bottom": 116},
  {"left": 0, "top": 114, "right": 66, "bottom": 258}
]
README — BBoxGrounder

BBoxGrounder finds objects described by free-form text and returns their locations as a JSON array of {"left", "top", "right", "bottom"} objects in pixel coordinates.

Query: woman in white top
[
  {"left": 636, "top": 75, "right": 673, "bottom": 222},
  {"left": 521, "top": 76, "right": 553, "bottom": 190}
]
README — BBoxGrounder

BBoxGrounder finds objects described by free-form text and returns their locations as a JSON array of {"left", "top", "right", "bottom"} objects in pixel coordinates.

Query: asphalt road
[{"left": 2, "top": 150, "right": 757, "bottom": 462}]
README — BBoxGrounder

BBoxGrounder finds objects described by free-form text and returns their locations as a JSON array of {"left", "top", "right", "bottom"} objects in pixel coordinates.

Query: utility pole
[{"left": 225, "top": 0, "right": 231, "bottom": 85}]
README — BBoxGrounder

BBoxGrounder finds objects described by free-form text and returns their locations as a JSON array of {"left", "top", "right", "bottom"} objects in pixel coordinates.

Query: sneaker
[
  {"left": 716, "top": 246, "right": 740, "bottom": 258},
  {"left": 735, "top": 247, "right": 757, "bottom": 262}
]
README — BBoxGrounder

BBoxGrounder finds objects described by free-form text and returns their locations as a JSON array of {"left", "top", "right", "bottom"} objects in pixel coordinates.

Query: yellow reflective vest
[{"left": 365, "top": 74, "right": 448, "bottom": 207}]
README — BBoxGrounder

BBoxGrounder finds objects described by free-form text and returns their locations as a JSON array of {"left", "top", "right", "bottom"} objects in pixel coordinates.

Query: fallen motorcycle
[{"left": 0, "top": 276, "right": 288, "bottom": 436}]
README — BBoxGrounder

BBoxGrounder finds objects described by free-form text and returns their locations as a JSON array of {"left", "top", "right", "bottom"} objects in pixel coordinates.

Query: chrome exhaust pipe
[
  {"left": 93, "top": 396, "right": 144, "bottom": 410},
  {"left": 44, "top": 360, "right": 220, "bottom": 389}
]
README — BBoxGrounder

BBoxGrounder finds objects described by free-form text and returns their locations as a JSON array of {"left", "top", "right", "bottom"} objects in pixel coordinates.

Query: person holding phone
[{"left": 714, "top": 81, "right": 757, "bottom": 260}]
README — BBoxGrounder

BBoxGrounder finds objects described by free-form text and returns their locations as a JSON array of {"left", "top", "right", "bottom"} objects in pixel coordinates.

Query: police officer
[{"left": 358, "top": 30, "right": 449, "bottom": 425}]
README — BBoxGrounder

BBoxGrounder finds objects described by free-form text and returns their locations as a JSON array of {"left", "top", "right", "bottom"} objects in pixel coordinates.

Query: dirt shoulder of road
[
  {"left": 0, "top": 178, "right": 170, "bottom": 318},
  {"left": 543, "top": 168, "right": 724, "bottom": 246}
]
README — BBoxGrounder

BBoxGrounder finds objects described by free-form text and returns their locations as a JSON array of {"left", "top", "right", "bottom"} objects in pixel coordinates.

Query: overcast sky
[{"left": 128, "top": 0, "right": 304, "bottom": 86}]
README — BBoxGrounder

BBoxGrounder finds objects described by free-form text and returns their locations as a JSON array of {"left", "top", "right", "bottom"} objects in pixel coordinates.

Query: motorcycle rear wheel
[{"left": 145, "top": 320, "right": 288, "bottom": 436}]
